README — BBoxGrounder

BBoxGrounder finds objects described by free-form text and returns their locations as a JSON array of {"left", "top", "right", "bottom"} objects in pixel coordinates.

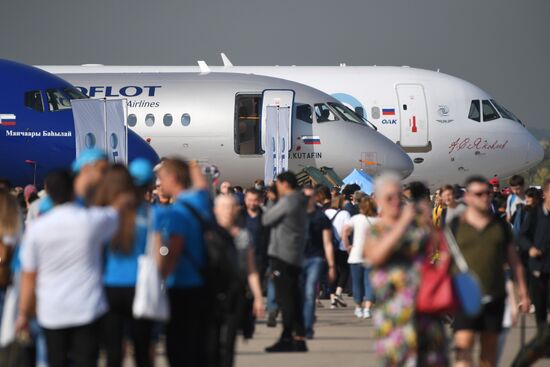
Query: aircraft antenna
[{"left": 221, "top": 53, "right": 233, "bottom": 67}]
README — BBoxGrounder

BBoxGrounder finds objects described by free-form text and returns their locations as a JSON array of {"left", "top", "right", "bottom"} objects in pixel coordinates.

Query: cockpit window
[
  {"left": 24, "top": 91, "right": 44, "bottom": 112},
  {"left": 314, "top": 103, "right": 338, "bottom": 123},
  {"left": 328, "top": 103, "right": 364, "bottom": 124},
  {"left": 45, "top": 88, "right": 87, "bottom": 112},
  {"left": 46, "top": 89, "right": 72, "bottom": 111},
  {"left": 468, "top": 100, "right": 481, "bottom": 122},
  {"left": 482, "top": 100, "right": 500, "bottom": 122},
  {"left": 491, "top": 99, "right": 521, "bottom": 124},
  {"left": 296, "top": 104, "right": 313, "bottom": 124},
  {"left": 63, "top": 87, "right": 87, "bottom": 101}
]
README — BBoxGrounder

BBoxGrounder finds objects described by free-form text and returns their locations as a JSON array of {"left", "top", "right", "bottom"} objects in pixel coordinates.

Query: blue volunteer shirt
[
  {"left": 103, "top": 204, "right": 150, "bottom": 287},
  {"left": 159, "top": 190, "right": 212, "bottom": 289}
]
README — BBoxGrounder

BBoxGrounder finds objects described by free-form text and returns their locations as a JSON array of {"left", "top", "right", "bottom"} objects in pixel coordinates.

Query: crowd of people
[{"left": 0, "top": 148, "right": 548, "bottom": 367}]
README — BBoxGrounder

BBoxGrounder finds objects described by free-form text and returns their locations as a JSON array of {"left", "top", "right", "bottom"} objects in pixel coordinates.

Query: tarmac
[{"left": 117, "top": 299, "right": 550, "bottom": 367}]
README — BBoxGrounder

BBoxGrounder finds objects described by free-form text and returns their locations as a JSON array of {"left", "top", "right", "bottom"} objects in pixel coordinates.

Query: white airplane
[
  {"left": 40, "top": 57, "right": 544, "bottom": 188},
  {"left": 32, "top": 69, "right": 413, "bottom": 185}
]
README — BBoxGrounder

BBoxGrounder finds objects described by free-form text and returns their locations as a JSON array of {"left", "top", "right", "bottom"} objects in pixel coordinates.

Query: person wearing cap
[
  {"left": 16, "top": 167, "right": 132, "bottom": 367},
  {"left": 72, "top": 148, "right": 109, "bottom": 206},
  {"left": 99, "top": 160, "right": 156, "bottom": 367}
]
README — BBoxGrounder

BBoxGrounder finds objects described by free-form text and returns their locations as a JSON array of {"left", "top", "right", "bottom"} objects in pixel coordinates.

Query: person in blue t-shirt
[
  {"left": 99, "top": 159, "right": 156, "bottom": 367},
  {"left": 154, "top": 158, "right": 212, "bottom": 367}
]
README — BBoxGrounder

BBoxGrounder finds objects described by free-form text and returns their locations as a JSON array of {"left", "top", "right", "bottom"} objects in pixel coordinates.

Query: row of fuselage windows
[
  {"left": 127, "top": 113, "right": 191, "bottom": 127},
  {"left": 468, "top": 99, "right": 521, "bottom": 123}
]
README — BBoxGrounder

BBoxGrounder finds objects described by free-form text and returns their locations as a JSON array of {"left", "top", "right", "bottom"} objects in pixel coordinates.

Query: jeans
[
  {"left": 266, "top": 267, "right": 278, "bottom": 313},
  {"left": 300, "top": 257, "right": 325, "bottom": 336},
  {"left": 350, "top": 263, "right": 374, "bottom": 305},
  {"left": 30, "top": 319, "right": 48, "bottom": 367},
  {"left": 271, "top": 257, "right": 305, "bottom": 340}
]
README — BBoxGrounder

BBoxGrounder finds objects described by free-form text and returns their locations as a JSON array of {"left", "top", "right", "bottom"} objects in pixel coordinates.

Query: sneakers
[
  {"left": 293, "top": 340, "right": 308, "bottom": 352},
  {"left": 265, "top": 339, "right": 308, "bottom": 353},
  {"left": 265, "top": 339, "right": 294, "bottom": 353},
  {"left": 354, "top": 307, "right": 363, "bottom": 319},
  {"left": 334, "top": 294, "right": 347, "bottom": 307},
  {"left": 330, "top": 301, "right": 337, "bottom": 309},
  {"left": 362, "top": 308, "right": 372, "bottom": 319}
]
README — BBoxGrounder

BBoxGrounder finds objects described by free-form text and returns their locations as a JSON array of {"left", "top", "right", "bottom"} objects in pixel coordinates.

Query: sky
[{"left": 1, "top": 0, "right": 549, "bottom": 137}]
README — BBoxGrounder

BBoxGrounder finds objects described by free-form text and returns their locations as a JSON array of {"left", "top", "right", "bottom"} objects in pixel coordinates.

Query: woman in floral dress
[{"left": 364, "top": 175, "right": 448, "bottom": 367}]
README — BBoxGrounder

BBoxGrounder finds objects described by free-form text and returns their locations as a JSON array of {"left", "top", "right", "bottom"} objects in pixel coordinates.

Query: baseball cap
[
  {"left": 489, "top": 177, "right": 500, "bottom": 186},
  {"left": 72, "top": 149, "right": 107, "bottom": 173},
  {"left": 129, "top": 159, "right": 155, "bottom": 187}
]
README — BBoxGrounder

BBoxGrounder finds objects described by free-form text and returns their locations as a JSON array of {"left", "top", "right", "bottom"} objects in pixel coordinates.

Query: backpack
[
  {"left": 512, "top": 204, "right": 526, "bottom": 238},
  {"left": 327, "top": 209, "right": 344, "bottom": 251},
  {"left": 179, "top": 203, "right": 241, "bottom": 311}
]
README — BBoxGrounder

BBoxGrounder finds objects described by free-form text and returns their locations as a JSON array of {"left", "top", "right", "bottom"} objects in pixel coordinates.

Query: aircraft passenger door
[
  {"left": 260, "top": 90, "right": 295, "bottom": 183},
  {"left": 397, "top": 84, "right": 429, "bottom": 148}
]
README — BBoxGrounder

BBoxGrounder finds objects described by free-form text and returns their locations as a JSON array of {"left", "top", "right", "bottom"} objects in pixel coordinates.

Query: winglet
[
  {"left": 220, "top": 53, "right": 233, "bottom": 67},
  {"left": 197, "top": 60, "right": 211, "bottom": 73}
]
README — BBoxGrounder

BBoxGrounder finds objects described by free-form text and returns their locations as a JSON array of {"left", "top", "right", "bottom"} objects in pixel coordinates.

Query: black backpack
[
  {"left": 180, "top": 203, "right": 241, "bottom": 311},
  {"left": 326, "top": 209, "right": 343, "bottom": 251}
]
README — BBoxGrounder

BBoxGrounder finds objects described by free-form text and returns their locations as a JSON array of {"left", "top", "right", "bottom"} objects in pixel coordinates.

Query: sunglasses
[
  {"left": 383, "top": 193, "right": 401, "bottom": 202},
  {"left": 469, "top": 190, "right": 491, "bottom": 197}
]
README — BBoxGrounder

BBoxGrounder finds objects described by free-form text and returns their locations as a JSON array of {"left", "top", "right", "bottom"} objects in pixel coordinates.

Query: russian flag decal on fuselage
[
  {"left": 0, "top": 114, "right": 16, "bottom": 126},
  {"left": 302, "top": 136, "right": 321, "bottom": 145},
  {"left": 382, "top": 108, "right": 395, "bottom": 116}
]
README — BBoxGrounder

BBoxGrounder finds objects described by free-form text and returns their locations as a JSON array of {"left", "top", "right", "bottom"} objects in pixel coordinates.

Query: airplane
[
  {"left": 40, "top": 57, "right": 545, "bottom": 189},
  {"left": 0, "top": 59, "right": 159, "bottom": 188},
  {"left": 31, "top": 70, "right": 414, "bottom": 185}
]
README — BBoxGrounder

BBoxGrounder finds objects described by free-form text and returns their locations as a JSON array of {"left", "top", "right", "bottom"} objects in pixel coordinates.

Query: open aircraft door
[
  {"left": 397, "top": 84, "right": 430, "bottom": 150},
  {"left": 260, "top": 90, "right": 295, "bottom": 183}
]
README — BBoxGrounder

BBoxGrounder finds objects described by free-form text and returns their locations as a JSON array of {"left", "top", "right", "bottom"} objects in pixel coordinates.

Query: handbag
[
  {"left": 132, "top": 209, "right": 170, "bottom": 321},
  {"left": 0, "top": 276, "right": 20, "bottom": 347},
  {"left": 416, "top": 230, "right": 458, "bottom": 315},
  {"left": 0, "top": 331, "right": 36, "bottom": 367},
  {"left": 443, "top": 227, "right": 483, "bottom": 317}
]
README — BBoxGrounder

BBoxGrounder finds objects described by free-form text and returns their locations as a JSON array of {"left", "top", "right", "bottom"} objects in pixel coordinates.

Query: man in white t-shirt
[
  {"left": 506, "top": 174, "right": 526, "bottom": 226},
  {"left": 16, "top": 168, "right": 130, "bottom": 367}
]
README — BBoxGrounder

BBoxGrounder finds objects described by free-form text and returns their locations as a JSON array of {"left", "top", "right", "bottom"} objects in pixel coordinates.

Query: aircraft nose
[
  {"left": 528, "top": 136, "right": 544, "bottom": 166},
  {"left": 363, "top": 132, "right": 414, "bottom": 179},
  {"left": 127, "top": 129, "right": 160, "bottom": 165},
  {"left": 384, "top": 144, "right": 414, "bottom": 179}
]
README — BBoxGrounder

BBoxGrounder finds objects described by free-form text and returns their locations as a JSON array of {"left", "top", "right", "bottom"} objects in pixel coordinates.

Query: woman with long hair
[
  {"left": 0, "top": 188, "right": 22, "bottom": 310},
  {"left": 325, "top": 194, "right": 351, "bottom": 308},
  {"left": 95, "top": 162, "right": 155, "bottom": 367},
  {"left": 342, "top": 196, "right": 377, "bottom": 319}
]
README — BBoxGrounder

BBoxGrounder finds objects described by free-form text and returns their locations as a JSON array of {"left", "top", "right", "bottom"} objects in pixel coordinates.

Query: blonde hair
[
  {"left": 373, "top": 172, "right": 402, "bottom": 195},
  {"left": 358, "top": 196, "right": 377, "bottom": 217},
  {"left": 0, "top": 190, "right": 21, "bottom": 240}
]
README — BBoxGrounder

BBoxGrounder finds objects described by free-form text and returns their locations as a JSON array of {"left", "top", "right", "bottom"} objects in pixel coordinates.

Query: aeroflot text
[{"left": 76, "top": 86, "right": 162, "bottom": 98}]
